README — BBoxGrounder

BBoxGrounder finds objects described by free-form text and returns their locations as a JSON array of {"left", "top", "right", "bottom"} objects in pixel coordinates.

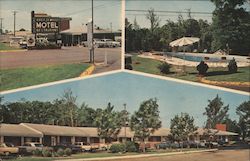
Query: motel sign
[{"left": 35, "top": 18, "right": 60, "bottom": 33}]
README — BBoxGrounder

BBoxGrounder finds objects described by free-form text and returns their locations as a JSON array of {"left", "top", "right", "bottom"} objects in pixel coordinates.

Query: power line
[
  {"left": 126, "top": 9, "right": 212, "bottom": 15},
  {"left": 62, "top": 1, "right": 120, "bottom": 17},
  {"left": 126, "top": 13, "right": 212, "bottom": 18}
]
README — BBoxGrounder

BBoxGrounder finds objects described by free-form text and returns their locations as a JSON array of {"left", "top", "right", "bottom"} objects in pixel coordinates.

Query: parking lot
[{"left": 0, "top": 46, "right": 121, "bottom": 73}]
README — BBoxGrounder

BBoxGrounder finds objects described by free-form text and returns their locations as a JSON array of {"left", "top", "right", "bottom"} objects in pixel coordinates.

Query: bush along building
[{"left": 0, "top": 123, "right": 238, "bottom": 146}]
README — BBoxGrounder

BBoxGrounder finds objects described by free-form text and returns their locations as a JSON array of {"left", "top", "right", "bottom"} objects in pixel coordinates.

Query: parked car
[
  {"left": 0, "top": 143, "right": 19, "bottom": 156},
  {"left": 18, "top": 142, "right": 45, "bottom": 154},
  {"left": 74, "top": 142, "right": 97, "bottom": 152},
  {"left": 205, "top": 141, "right": 219, "bottom": 148},
  {"left": 155, "top": 141, "right": 171, "bottom": 149},
  {"left": 170, "top": 142, "right": 180, "bottom": 149},
  {"left": 52, "top": 143, "right": 81, "bottom": 154}
]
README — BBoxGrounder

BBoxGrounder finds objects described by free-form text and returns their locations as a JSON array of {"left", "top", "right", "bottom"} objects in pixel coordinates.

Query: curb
[
  {"left": 79, "top": 65, "right": 95, "bottom": 77},
  {"left": 199, "top": 77, "right": 250, "bottom": 87},
  {"left": 55, "top": 149, "right": 218, "bottom": 161},
  {"left": 0, "top": 49, "right": 27, "bottom": 53}
]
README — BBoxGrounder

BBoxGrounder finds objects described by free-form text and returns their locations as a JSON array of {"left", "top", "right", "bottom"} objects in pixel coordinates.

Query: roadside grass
[
  {"left": 132, "top": 56, "right": 250, "bottom": 82},
  {"left": 0, "top": 42, "right": 20, "bottom": 51},
  {"left": 4, "top": 148, "right": 208, "bottom": 161},
  {"left": 0, "top": 63, "right": 90, "bottom": 91}
]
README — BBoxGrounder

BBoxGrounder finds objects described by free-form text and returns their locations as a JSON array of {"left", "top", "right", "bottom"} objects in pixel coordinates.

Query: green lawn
[
  {"left": 0, "top": 63, "right": 90, "bottom": 91},
  {"left": 132, "top": 56, "right": 250, "bottom": 82},
  {"left": 5, "top": 149, "right": 207, "bottom": 161},
  {"left": 0, "top": 42, "right": 20, "bottom": 51}
]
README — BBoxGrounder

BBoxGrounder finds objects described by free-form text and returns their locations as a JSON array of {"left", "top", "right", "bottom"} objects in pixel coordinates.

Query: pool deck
[{"left": 139, "top": 53, "right": 250, "bottom": 67}]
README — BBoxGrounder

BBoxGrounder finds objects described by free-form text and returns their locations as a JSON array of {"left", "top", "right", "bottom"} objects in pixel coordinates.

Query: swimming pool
[{"left": 165, "top": 52, "right": 249, "bottom": 63}]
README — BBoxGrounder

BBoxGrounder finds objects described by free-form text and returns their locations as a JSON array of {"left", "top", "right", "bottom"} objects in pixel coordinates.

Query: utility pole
[
  {"left": 13, "top": 11, "right": 17, "bottom": 37},
  {"left": 110, "top": 22, "right": 112, "bottom": 33},
  {"left": 0, "top": 18, "right": 3, "bottom": 34},
  {"left": 123, "top": 103, "right": 127, "bottom": 142},
  {"left": 186, "top": 8, "right": 191, "bottom": 19}
]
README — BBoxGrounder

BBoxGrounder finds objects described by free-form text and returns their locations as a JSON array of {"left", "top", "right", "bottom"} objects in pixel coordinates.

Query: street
[
  {"left": 0, "top": 46, "right": 121, "bottom": 73},
  {"left": 92, "top": 149, "right": 249, "bottom": 161}
]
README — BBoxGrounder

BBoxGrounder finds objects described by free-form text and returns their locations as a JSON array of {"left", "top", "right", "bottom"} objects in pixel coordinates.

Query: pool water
[{"left": 165, "top": 52, "right": 231, "bottom": 62}]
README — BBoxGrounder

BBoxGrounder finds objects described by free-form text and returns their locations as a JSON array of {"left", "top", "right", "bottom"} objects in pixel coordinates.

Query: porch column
[
  {"left": 122, "top": 137, "right": 126, "bottom": 143},
  {"left": 161, "top": 136, "right": 164, "bottom": 142},
  {"left": 21, "top": 137, "right": 25, "bottom": 145},
  {"left": 87, "top": 137, "right": 90, "bottom": 144},
  {"left": 100, "top": 138, "right": 105, "bottom": 144},
  {"left": 71, "top": 136, "right": 75, "bottom": 144},
  {"left": 39, "top": 137, "right": 43, "bottom": 144},
  {"left": 57, "top": 136, "right": 60, "bottom": 144},
  {"left": 0, "top": 136, "right": 4, "bottom": 143}
]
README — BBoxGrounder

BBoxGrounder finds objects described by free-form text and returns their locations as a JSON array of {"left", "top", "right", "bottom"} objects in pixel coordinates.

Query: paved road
[
  {"left": 91, "top": 149, "right": 249, "bottom": 161},
  {"left": 0, "top": 47, "right": 121, "bottom": 72}
]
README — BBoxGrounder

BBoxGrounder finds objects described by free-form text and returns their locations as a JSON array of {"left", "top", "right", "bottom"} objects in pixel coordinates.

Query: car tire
[{"left": 4, "top": 152, "right": 10, "bottom": 156}]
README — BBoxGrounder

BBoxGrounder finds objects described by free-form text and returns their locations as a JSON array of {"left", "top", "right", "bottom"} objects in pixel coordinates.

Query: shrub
[
  {"left": 158, "top": 62, "right": 171, "bottom": 74},
  {"left": 64, "top": 148, "right": 72, "bottom": 156},
  {"left": 109, "top": 143, "right": 126, "bottom": 153},
  {"left": 52, "top": 151, "right": 59, "bottom": 157},
  {"left": 57, "top": 148, "right": 65, "bottom": 157},
  {"left": 42, "top": 149, "right": 52, "bottom": 157},
  {"left": 125, "top": 141, "right": 139, "bottom": 152},
  {"left": 32, "top": 149, "right": 42, "bottom": 156},
  {"left": 125, "top": 64, "right": 133, "bottom": 70},
  {"left": 228, "top": 58, "right": 238, "bottom": 73},
  {"left": 196, "top": 61, "right": 209, "bottom": 75}
]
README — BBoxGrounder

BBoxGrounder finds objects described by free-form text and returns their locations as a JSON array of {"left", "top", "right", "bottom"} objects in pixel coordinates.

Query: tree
[
  {"left": 133, "top": 17, "right": 140, "bottom": 30},
  {"left": 236, "top": 101, "right": 250, "bottom": 140},
  {"left": 203, "top": 95, "right": 229, "bottom": 129},
  {"left": 59, "top": 89, "right": 78, "bottom": 127},
  {"left": 211, "top": 0, "right": 250, "bottom": 55},
  {"left": 146, "top": 8, "right": 160, "bottom": 32},
  {"left": 77, "top": 103, "right": 97, "bottom": 127},
  {"left": 94, "top": 103, "right": 123, "bottom": 143},
  {"left": 130, "top": 98, "right": 161, "bottom": 152},
  {"left": 170, "top": 113, "right": 197, "bottom": 148},
  {"left": 221, "top": 117, "right": 240, "bottom": 133}
]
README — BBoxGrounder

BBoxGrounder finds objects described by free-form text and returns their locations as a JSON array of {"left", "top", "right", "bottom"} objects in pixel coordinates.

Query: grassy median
[
  {"left": 132, "top": 56, "right": 250, "bottom": 82},
  {"left": 0, "top": 42, "right": 20, "bottom": 51},
  {"left": 0, "top": 63, "right": 90, "bottom": 91}
]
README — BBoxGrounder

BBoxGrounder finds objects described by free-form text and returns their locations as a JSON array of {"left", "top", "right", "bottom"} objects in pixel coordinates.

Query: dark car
[
  {"left": 52, "top": 144, "right": 81, "bottom": 154},
  {"left": 155, "top": 141, "right": 171, "bottom": 149},
  {"left": 170, "top": 142, "right": 180, "bottom": 149}
]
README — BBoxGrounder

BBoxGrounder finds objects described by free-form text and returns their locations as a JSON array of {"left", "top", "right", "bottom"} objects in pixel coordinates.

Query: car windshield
[
  {"left": 35, "top": 144, "right": 43, "bottom": 147},
  {"left": 5, "top": 143, "right": 14, "bottom": 147}
]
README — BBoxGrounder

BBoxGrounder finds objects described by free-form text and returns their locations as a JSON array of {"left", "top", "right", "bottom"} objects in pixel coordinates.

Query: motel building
[
  {"left": 0, "top": 123, "right": 238, "bottom": 147},
  {"left": 60, "top": 27, "right": 122, "bottom": 46}
]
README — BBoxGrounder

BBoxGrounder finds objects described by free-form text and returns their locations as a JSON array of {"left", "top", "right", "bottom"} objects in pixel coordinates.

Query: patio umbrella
[
  {"left": 169, "top": 37, "right": 200, "bottom": 73},
  {"left": 169, "top": 37, "right": 200, "bottom": 47}
]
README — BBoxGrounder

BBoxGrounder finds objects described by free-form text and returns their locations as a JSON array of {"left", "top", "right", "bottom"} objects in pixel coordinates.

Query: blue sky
[
  {"left": 1, "top": 72, "right": 249, "bottom": 128},
  {"left": 126, "top": 0, "right": 250, "bottom": 28},
  {"left": 0, "top": 0, "right": 121, "bottom": 31}
]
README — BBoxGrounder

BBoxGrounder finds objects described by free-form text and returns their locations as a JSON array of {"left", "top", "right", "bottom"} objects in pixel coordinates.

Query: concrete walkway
[
  {"left": 54, "top": 149, "right": 217, "bottom": 161},
  {"left": 139, "top": 54, "right": 250, "bottom": 67}
]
